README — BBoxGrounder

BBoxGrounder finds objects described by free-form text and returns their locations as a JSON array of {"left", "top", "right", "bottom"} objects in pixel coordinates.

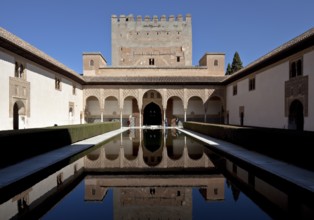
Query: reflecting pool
[{"left": 1, "top": 129, "right": 313, "bottom": 219}]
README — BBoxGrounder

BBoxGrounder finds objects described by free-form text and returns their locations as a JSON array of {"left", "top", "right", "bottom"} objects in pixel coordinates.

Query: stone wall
[{"left": 111, "top": 14, "right": 192, "bottom": 67}]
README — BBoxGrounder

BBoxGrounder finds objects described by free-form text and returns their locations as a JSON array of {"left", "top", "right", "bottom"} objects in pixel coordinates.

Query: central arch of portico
[{"left": 83, "top": 86, "right": 225, "bottom": 127}]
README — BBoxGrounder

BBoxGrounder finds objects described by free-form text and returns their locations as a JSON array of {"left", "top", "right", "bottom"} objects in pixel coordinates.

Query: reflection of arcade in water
[
  {"left": 84, "top": 129, "right": 224, "bottom": 220},
  {"left": 85, "top": 175, "right": 224, "bottom": 220},
  {"left": 84, "top": 129, "right": 215, "bottom": 170}
]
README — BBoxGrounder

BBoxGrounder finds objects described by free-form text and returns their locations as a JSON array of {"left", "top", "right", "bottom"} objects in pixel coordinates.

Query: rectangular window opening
[
  {"left": 249, "top": 78, "right": 256, "bottom": 91},
  {"left": 233, "top": 85, "right": 237, "bottom": 96},
  {"left": 149, "top": 58, "right": 155, "bottom": 65}
]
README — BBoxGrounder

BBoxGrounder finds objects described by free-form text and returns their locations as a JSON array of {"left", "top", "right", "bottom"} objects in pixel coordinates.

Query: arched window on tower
[
  {"left": 214, "top": 60, "right": 218, "bottom": 66},
  {"left": 90, "top": 60, "right": 94, "bottom": 67}
]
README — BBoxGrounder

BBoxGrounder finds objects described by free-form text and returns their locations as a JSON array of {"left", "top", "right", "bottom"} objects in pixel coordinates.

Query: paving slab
[
  {"left": 0, "top": 128, "right": 128, "bottom": 190},
  {"left": 178, "top": 128, "right": 314, "bottom": 194}
]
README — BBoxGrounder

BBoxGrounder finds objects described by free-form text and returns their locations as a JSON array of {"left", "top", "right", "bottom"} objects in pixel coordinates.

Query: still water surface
[{"left": 2, "top": 129, "right": 313, "bottom": 219}]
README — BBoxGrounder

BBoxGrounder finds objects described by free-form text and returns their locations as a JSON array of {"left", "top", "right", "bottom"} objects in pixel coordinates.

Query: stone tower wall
[{"left": 111, "top": 14, "right": 192, "bottom": 67}]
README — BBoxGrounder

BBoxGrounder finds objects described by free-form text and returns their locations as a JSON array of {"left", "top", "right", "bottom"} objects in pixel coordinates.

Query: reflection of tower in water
[
  {"left": 84, "top": 176, "right": 225, "bottom": 220},
  {"left": 114, "top": 187, "right": 192, "bottom": 220}
]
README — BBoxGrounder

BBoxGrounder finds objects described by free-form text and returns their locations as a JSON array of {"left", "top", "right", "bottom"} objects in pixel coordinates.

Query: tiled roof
[
  {"left": 83, "top": 76, "right": 228, "bottom": 85},
  {"left": 0, "top": 27, "right": 84, "bottom": 83},
  {"left": 223, "top": 27, "right": 314, "bottom": 84}
]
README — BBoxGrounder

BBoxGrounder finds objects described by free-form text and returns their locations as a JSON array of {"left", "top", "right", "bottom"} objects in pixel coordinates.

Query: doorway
[
  {"left": 143, "top": 102, "right": 162, "bottom": 125},
  {"left": 288, "top": 100, "right": 304, "bottom": 131}
]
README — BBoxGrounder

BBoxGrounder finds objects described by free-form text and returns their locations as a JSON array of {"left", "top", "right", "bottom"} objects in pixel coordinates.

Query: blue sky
[{"left": 1, "top": 0, "right": 313, "bottom": 74}]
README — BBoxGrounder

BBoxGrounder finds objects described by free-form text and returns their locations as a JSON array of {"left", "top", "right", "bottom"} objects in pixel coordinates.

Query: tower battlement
[{"left": 111, "top": 14, "right": 191, "bottom": 23}]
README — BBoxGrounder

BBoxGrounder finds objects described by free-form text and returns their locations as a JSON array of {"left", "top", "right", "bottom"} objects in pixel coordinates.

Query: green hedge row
[
  {"left": 183, "top": 122, "right": 314, "bottom": 171},
  {"left": 0, "top": 122, "right": 120, "bottom": 168}
]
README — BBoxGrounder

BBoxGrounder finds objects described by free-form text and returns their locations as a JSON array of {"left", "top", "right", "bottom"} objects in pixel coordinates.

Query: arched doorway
[
  {"left": 187, "top": 96, "right": 204, "bottom": 122},
  {"left": 288, "top": 100, "right": 304, "bottom": 131},
  {"left": 123, "top": 96, "right": 139, "bottom": 127},
  {"left": 13, "top": 101, "right": 25, "bottom": 130},
  {"left": 166, "top": 96, "right": 184, "bottom": 127},
  {"left": 205, "top": 96, "right": 224, "bottom": 124},
  {"left": 85, "top": 96, "right": 101, "bottom": 123},
  {"left": 104, "top": 96, "right": 119, "bottom": 122},
  {"left": 143, "top": 102, "right": 162, "bottom": 125}
]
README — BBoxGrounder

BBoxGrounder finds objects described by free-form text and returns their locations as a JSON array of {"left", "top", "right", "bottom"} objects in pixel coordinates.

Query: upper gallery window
[
  {"left": 249, "top": 77, "right": 256, "bottom": 91},
  {"left": 233, "top": 84, "right": 237, "bottom": 96},
  {"left": 14, "top": 62, "right": 26, "bottom": 79},
  {"left": 290, "top": 58, "right": 303, "bottom": 78},
  {"left": 55, "top": 77, "right": 62, "bottom": 90}
]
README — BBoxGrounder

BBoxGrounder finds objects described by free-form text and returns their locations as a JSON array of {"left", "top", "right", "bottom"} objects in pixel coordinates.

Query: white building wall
[
  {"left": 304, "top": 50, "right": 314, "bottom": 131},
  {"left": 0, "top": 48, "right": 83, "bottom": 130},
  {"left": 26, "top": 63, "right": 83, "bottom": 128},
  {"left": 0, "top": 50, "right": 13, "bottom": 130},
  {"left": 227, "top": 62, "right": 289, "bottom": 128}
]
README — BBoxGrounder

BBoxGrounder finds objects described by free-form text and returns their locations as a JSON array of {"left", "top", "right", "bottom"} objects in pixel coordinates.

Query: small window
[
  {"left": 73, "top": 85, "right": 76, "bottom": 95},
  {"left": 149, "top": 58, "right": 155, "bottom": 65},
  {"left": 19, "top": 64, "right": 24, "bottom": 78},
  {"left": 15, "top": 62, "right": 19, "bottom": 77},
  {"left": 290, "top": 58, "right": 303, "bottom": 78},
  {"left": 249, "top": 77, "right": 256, "bottom": 91},
  {"left": 297, "top": 60, "right": 302, "bottom": 76},
  {"left": 177, "top": 56, "right": 180, "bottom": 62},
  {"left": 233, "top": 84, "right": 237, "bottom": 96},
  {"left": 14, "top": 62, "right": 25, "bottom": 79},
  {"left": 55, "top": 78, "right": 61, "bottom": 90},
  {"left": 90, "top": 60, "right": 94, "bottom": 67},
  {"left": 214, "top": 60, "right": 218, "bottom": 66}
]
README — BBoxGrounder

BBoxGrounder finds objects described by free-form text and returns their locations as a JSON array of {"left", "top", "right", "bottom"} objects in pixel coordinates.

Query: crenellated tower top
[
  {"left": 111, "top": 14, "right": 191, "bottom": 23},
  {"left": 111, "top": 14, "right": 192, "bottom": 67}
]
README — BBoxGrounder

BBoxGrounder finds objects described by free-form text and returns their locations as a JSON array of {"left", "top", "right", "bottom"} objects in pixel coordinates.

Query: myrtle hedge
[
  {"left": 0, "top": 122, "right": 120, "bottom": 168},
  {"left": 183, "top": 121, "right": 314, "bottom": 171}
]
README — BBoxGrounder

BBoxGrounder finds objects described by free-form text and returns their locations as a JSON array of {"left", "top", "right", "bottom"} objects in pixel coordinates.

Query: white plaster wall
[
  {"left": 122, "top": 100, "right": 132, "bottom": 115},
  {"left": 86, "top": 98, "right": 101, "bottom": 115},
  {"left": 303, "top": 50, "right": 314, "bottom": 131},
  {"left": 104, "top": 99, "right": 119, "bottom": 115},
  {"left": 173, "top": 100, "right": 184, "bottom": 115},
  {"left": 0, "top": 50, "right": 13, "bottom": 130},
  {"left": 227, "top": 62, "right": 288, "bottom": 128},
  {"left": 187, "top": 99, "right": 204, "bottom": 114},
  {"left": 27, "top": 63, "right": 83, "bottom": 128},
  {"left": 206, "top": 100, "right": 222, "bottom": 114}
]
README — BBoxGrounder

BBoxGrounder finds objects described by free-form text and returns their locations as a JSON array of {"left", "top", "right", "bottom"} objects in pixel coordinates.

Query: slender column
[
  {"left": 139, "top": 108, "right": 142, "bottom": 127},
  {"left": 120, "top": 109, "right": 123, "bottom": 128},
  {"left": 100, "top": 108, "right": 104, "bottom": 122},
  {"left": 163, "top": 108, "right": 166, "bottom": 127},
  {"left": 184, "top": 109, "right": 187, "bottom": 122}
]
